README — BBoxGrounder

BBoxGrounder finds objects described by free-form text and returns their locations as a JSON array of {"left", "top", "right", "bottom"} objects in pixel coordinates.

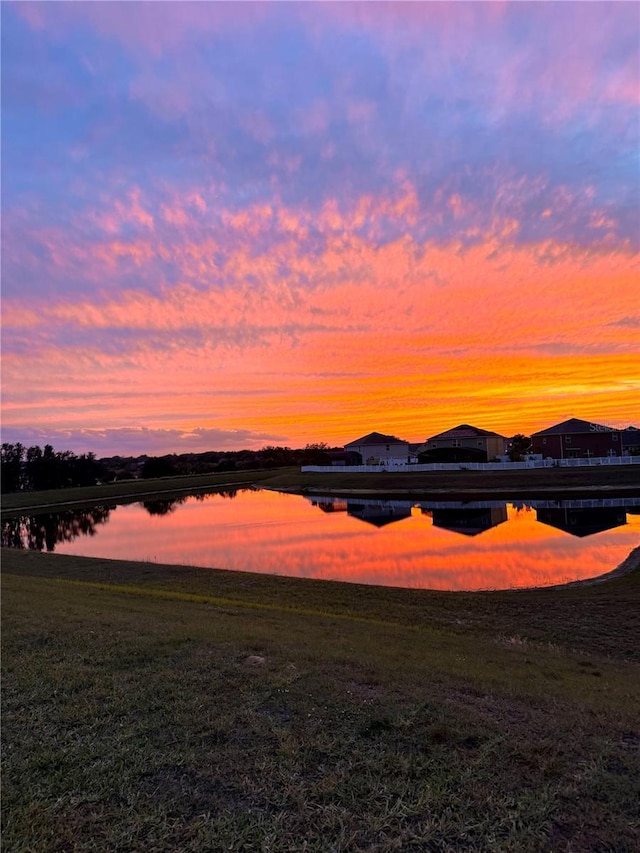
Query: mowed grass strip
[
  {"left": 5, "top": 548, "right": 640, "bottom": 663},
  {"left": 262, "top": 464, "right": 640, "bottom": 498},
  {"left": 0, "top": 469, "right": 282, "bottom": 517},
  {"left": 3, "top": 561, "right": 640, "bottom": 852},
  {"left": 3, "top": 463, "right": 639, "bottom": 517}
]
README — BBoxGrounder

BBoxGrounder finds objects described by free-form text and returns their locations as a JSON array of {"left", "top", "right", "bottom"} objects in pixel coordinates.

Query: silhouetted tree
[
  {"left": 215, "top": 457, "right": 237, "bottom": 472},
  {"left": 101, "top": 455, "right": 142, "bottom": 481},
  {"left": 142, "top": 497, "right": 186, "bottom": 516},
  {"left": 141, "top": 456, "right": 178, "bottom": 478},
  {"left": 509, "top": 434, "right": 532, "bottom": 462},
  {"left": 1, "top": 443, "right": 25, "bottom": 493},
  {"left": 21, "top": 444, "right": 103, "bottom": 491},
  {"left": 301, "top": 442, "right": 332, "bottom": 465},
  {"left": 69, "top": 452, "right": 104, "bottom": 486},
  {"left": 25, "top": 445, "right": 44, "bottom": 490},
  {"left": 258, "top": 446, "right": 297, "bottom": 468}
]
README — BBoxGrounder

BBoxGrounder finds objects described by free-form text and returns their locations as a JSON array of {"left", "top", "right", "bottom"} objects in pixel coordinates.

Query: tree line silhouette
[
  {"left": 1, "top": 441, "right": 340, "bottom": 494},
  {"left": 100, "top": 443, "right": 337, "bottom": 481},
  {"left": 136, "top": 443, "right": 337, "bottom": 479},
  {"left": 1, "top": 443, "right": 105, "bottom": 493}
]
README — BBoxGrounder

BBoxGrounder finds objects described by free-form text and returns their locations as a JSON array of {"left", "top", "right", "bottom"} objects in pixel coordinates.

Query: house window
[
  {"left": 612, "top": 434, "right": 618, "bottom": 441},
  {"left": 565, "top": 436, "right": 571, "bottom": 443},
  {"left": 477, "top": 440, "right": 483, "bottom": 446},
  {"left": 542, "top": 438, "right": 547, "bottom": 445},
  {"left": 453, "top": 440, "right": 461, "bottom": 447},
  {"left": 386, "top": 444, "right": 390, "bottom": 451}
]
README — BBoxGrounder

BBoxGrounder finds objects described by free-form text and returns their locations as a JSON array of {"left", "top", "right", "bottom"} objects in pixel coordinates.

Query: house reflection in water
[
  {"left": 310, "top": 497, "right": 413, "bottom": 527},
  {"left": 535, "top": 507, "right": 627, "bottom": 537},
  {"left": 346, "top": 501, "right": 413, "bottom": 527},
  {"left": 307, "top": 495, "right": 639, "bottom": 538},
  {"left": 427, "top": 505, "right": 509, "bottom": 537},
  {"left": 8, "top": 491, "right": 640, "bottom": 592}
]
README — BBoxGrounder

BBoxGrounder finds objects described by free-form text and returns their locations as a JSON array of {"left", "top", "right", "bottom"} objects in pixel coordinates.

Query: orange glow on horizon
[
  {"left": 2, "top": 211, "right": 638, "bottom": 452},
  {"left": 3, "top": 2, "right": 639, "bottom": 457}
]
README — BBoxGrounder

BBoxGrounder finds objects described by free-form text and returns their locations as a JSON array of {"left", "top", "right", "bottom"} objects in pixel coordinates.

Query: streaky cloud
[
  {"left": 0, "top": 425, "right": 286, "bottom": 457},
  {"left": 1, "top": 1, "right": 638, "bottom": 454}
]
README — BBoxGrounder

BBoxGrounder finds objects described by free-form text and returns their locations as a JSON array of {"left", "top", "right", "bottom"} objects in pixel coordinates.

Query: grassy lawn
[
  {"left": 3, "top": 548, "right": 640, "bottom": 852},
  {"left": 0, "top": 469, "right": 284, "bottom": 517},
  {"left": 263, "top": 464, "right": 640, "bottom": 498},
  {"left": 2, "top": 464, "right": 639, "bottom": 518}
]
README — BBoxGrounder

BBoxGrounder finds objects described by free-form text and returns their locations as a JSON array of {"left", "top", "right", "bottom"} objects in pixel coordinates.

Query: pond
[{"left": 3, "top": 489, "right": 640, "bottom": 591}]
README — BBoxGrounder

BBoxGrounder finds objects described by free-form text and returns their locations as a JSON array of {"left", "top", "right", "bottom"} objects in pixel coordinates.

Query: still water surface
[{"left": 5, "top": 489, "right": 640, "bottom": 590}]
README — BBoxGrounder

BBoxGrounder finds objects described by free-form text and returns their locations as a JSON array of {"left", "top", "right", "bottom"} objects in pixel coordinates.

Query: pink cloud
[{"left": 16, "top": 1, "right": 269, "bottom": 57}]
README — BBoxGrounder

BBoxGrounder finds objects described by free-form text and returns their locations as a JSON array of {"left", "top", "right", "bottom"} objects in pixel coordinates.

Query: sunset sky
[{"left": 2, "top": 1, "right": 638, "bottom": 457}]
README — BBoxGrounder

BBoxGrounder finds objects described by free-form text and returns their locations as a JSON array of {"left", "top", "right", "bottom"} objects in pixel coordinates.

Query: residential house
[
  {"left": 343, "top": 432, "right": 410, "bottom": 466},
  {"left": 419, "top": 424, "right": 507, "bottom": 463},
  {"left": 535, "top": 507, "right": 627, "bottom": 537},
  {"left": 429, "top": 505, "right": 508, "bottom": 537},
  {"left": 347, "top": 500, "right": 413, "bottom": 527},
  {"left": 531, "top": 418, "right": 623, "bottom": 459}
]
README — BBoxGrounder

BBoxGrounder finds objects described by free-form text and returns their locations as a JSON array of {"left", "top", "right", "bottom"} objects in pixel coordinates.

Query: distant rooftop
[
  {"left": 428, "top": 424, "right": 507, "bottom": 441},
  {"left": 532, "top": 418, "right": 618, "bottom": 436},
  {"left": 344, "top": 431, "right": 409, "bottom": 447}
]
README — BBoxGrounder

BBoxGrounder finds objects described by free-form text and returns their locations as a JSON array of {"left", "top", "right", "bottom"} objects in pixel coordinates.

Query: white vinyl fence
[{"left": 302, "top": 456, "right": 640, "bottom": 473}]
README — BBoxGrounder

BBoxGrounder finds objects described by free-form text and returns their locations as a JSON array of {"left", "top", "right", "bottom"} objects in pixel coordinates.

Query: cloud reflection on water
[{"left": 31, "top": 490, "right": 640, "bottom": 591}]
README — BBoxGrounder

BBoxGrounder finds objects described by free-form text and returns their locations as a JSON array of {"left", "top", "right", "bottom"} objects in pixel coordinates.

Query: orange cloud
[{"left": 2, "top": 183, "right": 638, "bottom": 450}]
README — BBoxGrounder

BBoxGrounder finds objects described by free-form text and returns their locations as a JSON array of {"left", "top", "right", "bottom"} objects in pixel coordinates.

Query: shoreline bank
[
  {"left": 268, "top": 483, "right": 640, "bottom": 501},
  {"left": 2, "top": 464, "right": 638, "bottom": 517}
]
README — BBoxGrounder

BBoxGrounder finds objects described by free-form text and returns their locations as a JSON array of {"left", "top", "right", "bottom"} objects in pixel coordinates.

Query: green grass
[
  {"left": 0, "top": 468, "right": 284, "bottom": 516},
  {"left": 3, "top": 549, "right": 640, "bottom": 852},
  {"left": 2, "top": 464, "right": 639, "bottom": 518},
  {"left": 263, "top": 464, "right": 640, "bottom": 498}
]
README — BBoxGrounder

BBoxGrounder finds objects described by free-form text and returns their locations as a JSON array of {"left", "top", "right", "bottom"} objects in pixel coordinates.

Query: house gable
[
  {"left": 419, "top": 424, "right": 507, "bottom": 463},
  {"left": 344, "top": 432, "right": 408, "bottom": 449},
  {"left": 532, "top": 418, "right": 617, "bottom": 437},
  {"left": 427, "top": 424, "right": 507, "bottom": 442},
  {"left": 531, "top": 418, "right": 623, "bottom": 458}
]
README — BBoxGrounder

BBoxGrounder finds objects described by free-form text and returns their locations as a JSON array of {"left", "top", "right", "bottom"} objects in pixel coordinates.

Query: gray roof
[
  {"left": 344, "top": 431, "right": 409, "bottom": 448},
  {"left": 532, "top": 418, "right": 618, "bottom": 436},
  {"left": 427, "top": 423, "right": 506, "bottom": 441}
]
